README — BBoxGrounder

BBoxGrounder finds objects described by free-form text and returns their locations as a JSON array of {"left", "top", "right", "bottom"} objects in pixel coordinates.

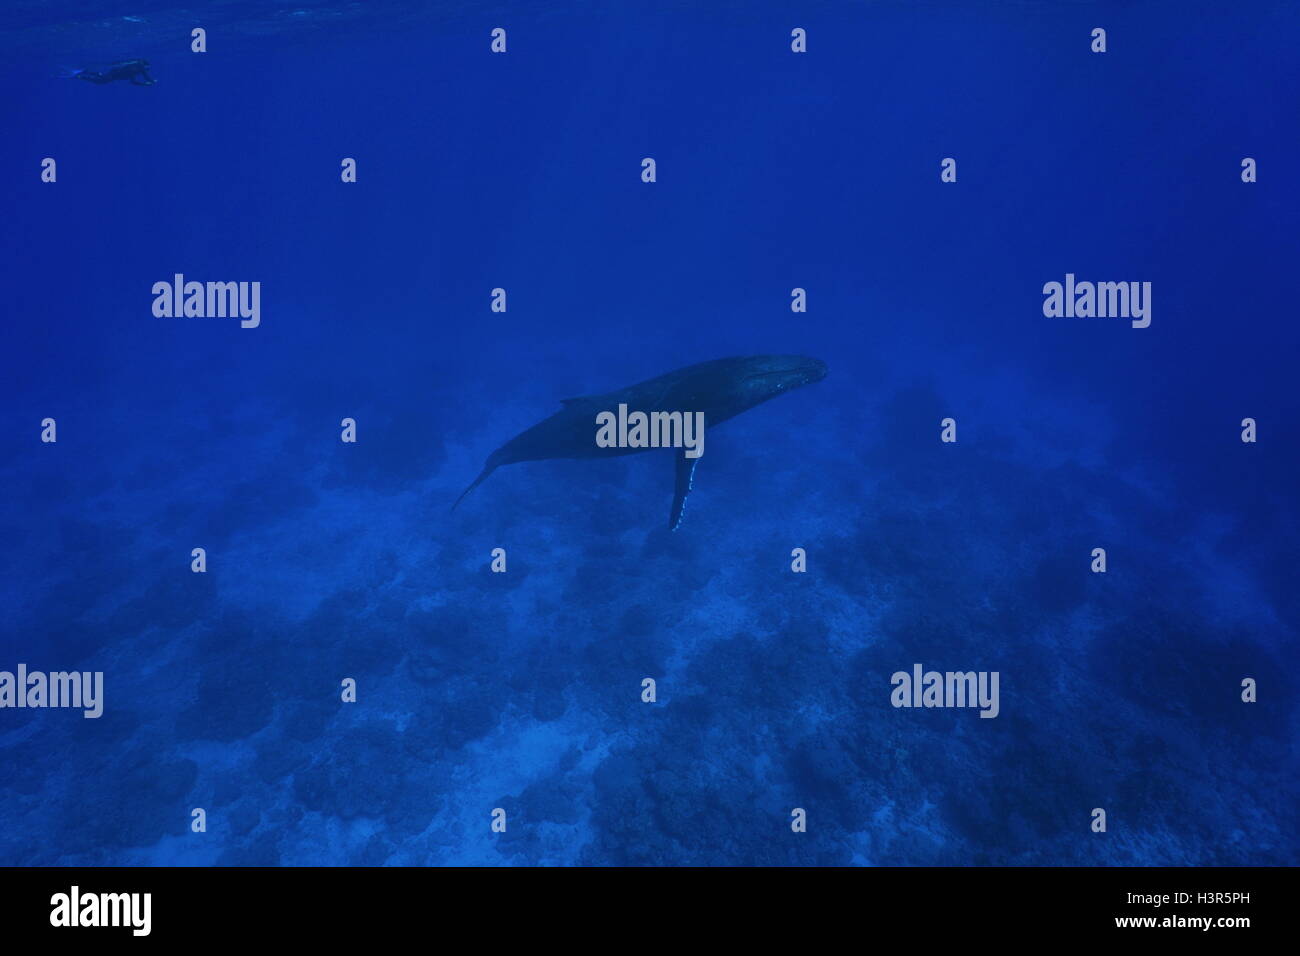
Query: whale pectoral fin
[{"left": 669, "top": 454, "right": 699, "bottom": 531}]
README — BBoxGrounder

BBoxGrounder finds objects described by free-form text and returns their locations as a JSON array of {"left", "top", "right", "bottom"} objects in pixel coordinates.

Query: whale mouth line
[{"left": 742, "top": 363, "right": 825, "bottom": 385}]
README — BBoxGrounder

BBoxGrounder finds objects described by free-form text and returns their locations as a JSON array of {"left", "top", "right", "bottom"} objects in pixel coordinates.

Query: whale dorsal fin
[{"left": 669, "top": 453, "right": 699, "bottom": 531}]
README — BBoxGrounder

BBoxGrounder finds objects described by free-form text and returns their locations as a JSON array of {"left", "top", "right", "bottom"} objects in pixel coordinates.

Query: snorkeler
[{"left": 75, "top": 59, "right": 155, "bottom": 86}]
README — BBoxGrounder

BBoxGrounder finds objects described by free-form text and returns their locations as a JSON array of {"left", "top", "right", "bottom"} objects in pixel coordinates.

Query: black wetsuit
[{"left": 77, "top": 59, "right": 155, "bottom": 85}]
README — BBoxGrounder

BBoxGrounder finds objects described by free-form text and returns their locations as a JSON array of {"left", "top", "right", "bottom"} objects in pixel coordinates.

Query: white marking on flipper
[{"left": 670, "top": 455, "right": 698, "bottom": 531}]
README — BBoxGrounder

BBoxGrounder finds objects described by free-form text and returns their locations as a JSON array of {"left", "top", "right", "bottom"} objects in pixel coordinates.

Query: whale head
[{"left": 736, "top": 354, "right": 828, "bottom": 402}]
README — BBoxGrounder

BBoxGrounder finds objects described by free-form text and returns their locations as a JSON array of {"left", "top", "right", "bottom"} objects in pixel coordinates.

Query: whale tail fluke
[{"left": 451, "top": 454, "right": 501, "bottom": 512}]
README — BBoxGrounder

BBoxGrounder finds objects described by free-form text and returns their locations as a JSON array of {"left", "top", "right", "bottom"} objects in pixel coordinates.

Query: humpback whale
[
  {"left": 453, "top": 355, "right": 827, "bottom": 529},
  {"left": 74, "top": 59, "right": 156, "bottom": 85}
]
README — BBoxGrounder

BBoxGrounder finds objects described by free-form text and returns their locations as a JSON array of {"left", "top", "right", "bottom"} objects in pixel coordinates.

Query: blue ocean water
[{"left": 0, "top": 1, "right": 1296, "bottom": 866}]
